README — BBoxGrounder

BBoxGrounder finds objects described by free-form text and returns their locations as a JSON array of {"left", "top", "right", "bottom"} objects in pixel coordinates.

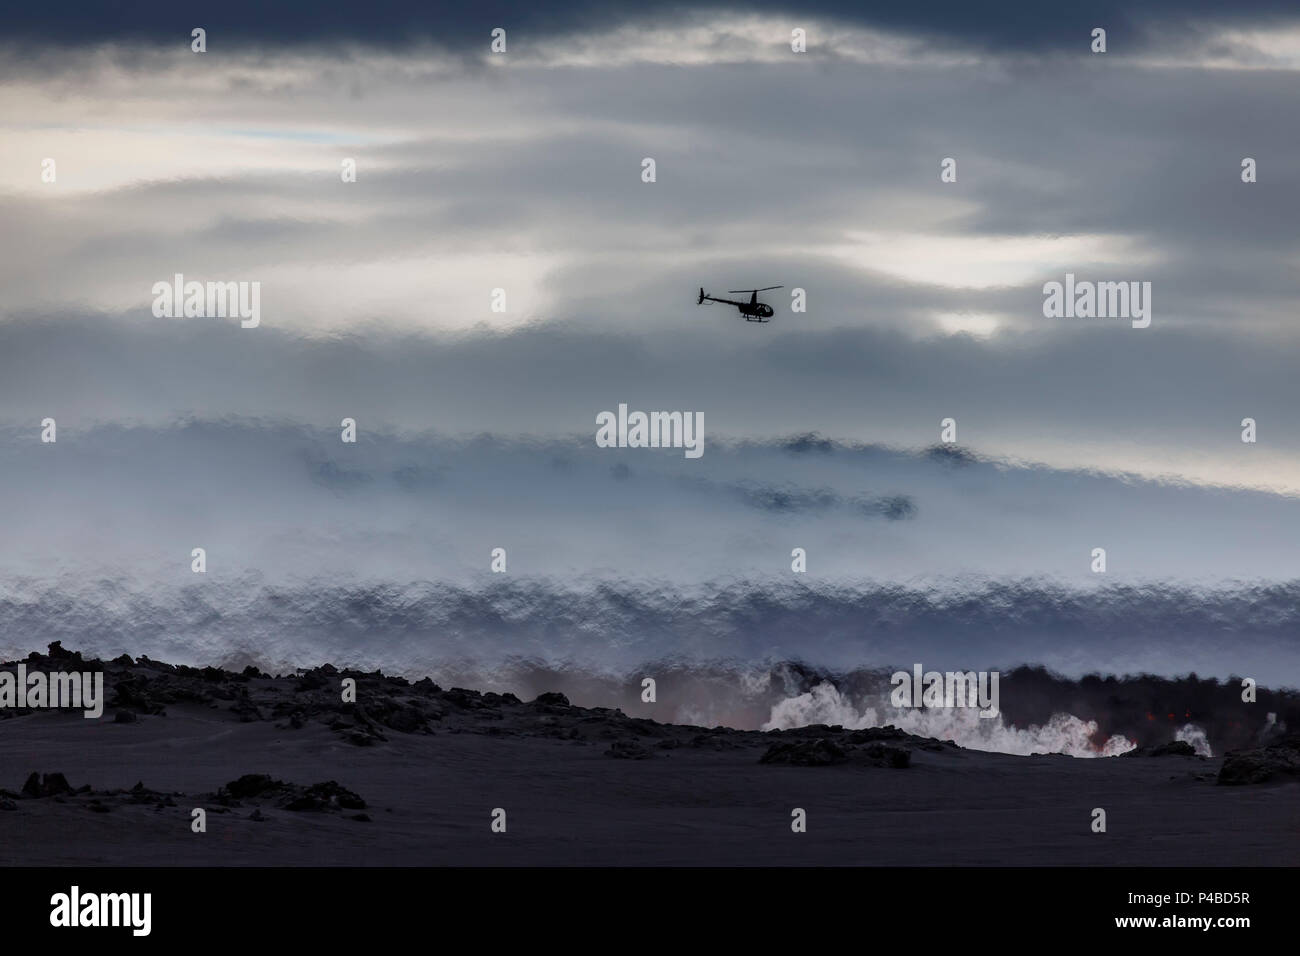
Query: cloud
[
  {"left": 1, "top": 414, "right": 1298, "bottom": 594},
  {"left": 5, "top": 41, "right": 1300, "bottom": 346},
  {"left": 6, "top": 1, "right": 1300, "bottom": 58},
  {"left": 4, "top": 6, "right": 1300, "bottom": 696},
  {"left": 1, "top": 310, "right": 1299, "bottom": 490}
]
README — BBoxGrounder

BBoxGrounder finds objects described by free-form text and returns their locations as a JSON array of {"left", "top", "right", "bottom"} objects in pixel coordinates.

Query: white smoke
[
  {"left": 1174, "top": 723, "right": 1213, "bottom": 757},
  {"left": 763, "top": 682, "right": 1137, "bottom": 758},
  {"left": 1258, "top": 711, "right": 1287, "bottom": 744}
]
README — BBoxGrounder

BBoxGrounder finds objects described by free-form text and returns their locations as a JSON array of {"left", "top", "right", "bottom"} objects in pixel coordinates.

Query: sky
[{"left": 1, "top": 2, "right": 1299, "bottom": 696}]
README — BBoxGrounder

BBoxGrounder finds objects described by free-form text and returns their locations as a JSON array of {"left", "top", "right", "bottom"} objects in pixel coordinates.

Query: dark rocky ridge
[
  {"left": 13, "top": 642, "right": 1293, "bottom": 759},
  {"left": 1, "top": 643, "right": 964, "bottom": 758},
  {"left": 1, "top": 644, "right": 1296, "bottom": 866},
  {"left": 1217, "top": 733, "right": 1300, "bottom": 785},
  {"left": 0, "top": 643, "right": 965, "bottom": 825}
]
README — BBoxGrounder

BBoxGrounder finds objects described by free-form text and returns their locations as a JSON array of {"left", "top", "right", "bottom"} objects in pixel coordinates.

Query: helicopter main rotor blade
[{"left": 727, "top": 286, "right": 783, "bottom": 293}]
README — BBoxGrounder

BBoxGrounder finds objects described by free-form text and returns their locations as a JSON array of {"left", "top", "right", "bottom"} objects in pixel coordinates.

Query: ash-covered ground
[{"left": 1, "top": 644, "right": 1297, "bottom": 866}]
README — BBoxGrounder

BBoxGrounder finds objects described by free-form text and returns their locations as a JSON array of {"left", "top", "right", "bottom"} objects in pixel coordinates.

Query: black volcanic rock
[
  {"left": 294, "top": 664, "right": 337, "bottom": 692},
  {"left": 605, "top": 739, "right": 654, "bottom": 760},
  {"left": 1217, "top": 733, "right": 1300, "bottom": 785},
  {"left": 284, "top": 781, "right": 367, "bottom": 812},
  {"left": 846, "top": 725, "right": 912, "bottom": 744},
  {"left": 863, "top": 742, "right": 912, "bottom": 768},
  {"left": 221, "top": 774, "right": 285, "bottom": 799},
  {"left": 760, "top": 738, "right": 849, "bottom": 766},
  {"left": 124, "top": 782, "right": 174, "bottom": 807},
  {"left": 176, "top": 664, "right": 229, "bottom": 684},
  {"left": 21, "top": 772, "right": 74, "bottom": 798},
  {"left": 760, "top": 736, "right": 912, "bottom": 768},
  {"left": 45, "top": 641, "right": 80, "bottom": 662},
  {"left": 216, "top": 774, "right": 367, "bottom": 811},
  {"left": 230, "top": 690, "right": 264, "bottom": 722},
  {"left": 110, "top": 677, "right": 166, "bottom": 715},
  {"left": 359, "top": 697, "right": 428, "bottom": 733},
  {"left": 1122, "top": 740, "right": 1197, "bottom": 758}
]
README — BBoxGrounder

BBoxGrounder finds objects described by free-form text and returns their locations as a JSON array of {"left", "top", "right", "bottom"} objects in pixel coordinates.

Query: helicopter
[{"left": 697, "top": 285, "right": 783, "bottom": 322}]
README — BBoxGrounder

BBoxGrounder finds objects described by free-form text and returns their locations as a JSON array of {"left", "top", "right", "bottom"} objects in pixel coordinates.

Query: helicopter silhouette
[{"left": 697, "top": 286, "right": 783, "bottom": 322}]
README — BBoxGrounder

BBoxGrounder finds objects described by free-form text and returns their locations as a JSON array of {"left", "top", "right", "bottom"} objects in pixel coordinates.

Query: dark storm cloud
[{"left": 7, "top": 0, "right": 1300, "bottom": 53}]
